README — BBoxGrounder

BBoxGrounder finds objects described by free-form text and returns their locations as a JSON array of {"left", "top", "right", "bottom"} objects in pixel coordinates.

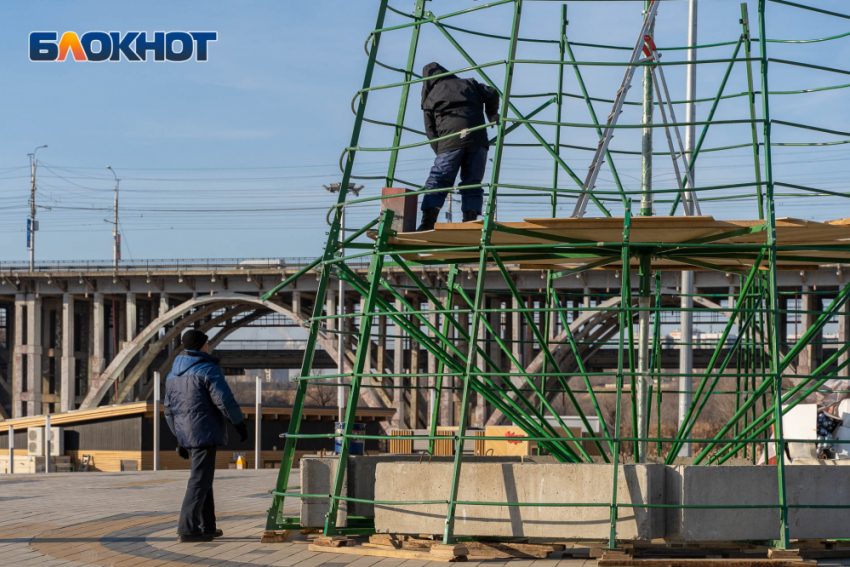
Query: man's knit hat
[{"left": 182, "top": 329, "right": 209, "bottom": 352}]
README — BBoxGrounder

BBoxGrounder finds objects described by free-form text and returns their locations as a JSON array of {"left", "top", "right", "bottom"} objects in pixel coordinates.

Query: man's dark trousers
[
  {"left": 421, "top": 146, "right": 487, "bottom": 213},
  {"left": 178, "top": 446, "right": 217, "bottom": 536}
]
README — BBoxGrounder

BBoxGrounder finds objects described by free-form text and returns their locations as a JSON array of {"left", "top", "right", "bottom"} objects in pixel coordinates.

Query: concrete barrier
[
  {"left": 374, "top": 462, "right": 666, "bottom": 540},
  {"left": 666, "top": 463, "right": 850, "bottom": 541},
  {"left": 303, "top": 457, "right": 850, "bottom": 540},
  {"left": 300, "top": 457, "right": 347, "bottom": 528},
  {"left": 665, "top": 465, "right": 780, "bottom": 541},
  {"left": 787, "top": 462, "right": 850, "bottom": 540},
  {"left": 299, "top": 455, "right": 539, "bottom": 527}
]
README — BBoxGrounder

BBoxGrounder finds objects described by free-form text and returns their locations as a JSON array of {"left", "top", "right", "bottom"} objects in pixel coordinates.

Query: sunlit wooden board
[{"left": 378, "top": 216, "right": 850, "bottom": 268}]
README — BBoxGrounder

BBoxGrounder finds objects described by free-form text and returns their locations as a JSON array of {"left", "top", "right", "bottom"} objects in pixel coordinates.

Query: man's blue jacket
[{"left": 164, "top": 350, "right": 244, "bottom": 448}]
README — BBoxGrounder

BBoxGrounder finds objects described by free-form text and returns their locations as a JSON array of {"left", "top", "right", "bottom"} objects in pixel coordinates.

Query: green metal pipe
[
  {"left": 443, "top": 2, "right": 522, "bottom": 543},
  {"left": 669, "top": 35, "right": 745, "bottom": 214},
  {"left": 385, "top": 0, "right": 427, "bottom": 187},
  {"left": 324, "top": 211, "right": 395, "bottom": 535},
  {"left": 565, "top": 24, "right": 628, "bottom": 208},
  {"left": 667, "top": 252, "right": 766, "bottom": 462},
  {"left": 609, "top": 203, "right": 631, "bottom": 549},
  {"left": 741, "top": 4, "right": 764, "bottom": 219}
]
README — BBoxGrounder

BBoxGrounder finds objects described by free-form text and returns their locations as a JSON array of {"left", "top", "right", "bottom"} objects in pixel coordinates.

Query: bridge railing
[
  {"left": 216, "top": 339, "right": 311, "bottom": 350},
  {"left": 0, "top": 257, "right": 370, "bottom": 272}
]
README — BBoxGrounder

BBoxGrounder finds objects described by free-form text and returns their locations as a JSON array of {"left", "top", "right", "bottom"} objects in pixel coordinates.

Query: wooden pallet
[
  {"left": 368, "top": 535, "right": 563, "bottom": 559},
  {"left": 307, "top": 543, "right": 468, "bottom": 562},
  {"left": 597, "top": 558, "right": 815, "bottom": 567},
  {"left": 260, "top": 530, "right": 290, "bottom": 543},
  {"left": 792, "top": 540, "right": 850, "bottom": 559},
  {"left": 597, "top": 545, "right": 816, "bottom": 566}
]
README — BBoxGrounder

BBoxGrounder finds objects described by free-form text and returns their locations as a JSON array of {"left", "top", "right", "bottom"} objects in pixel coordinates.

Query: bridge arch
[
  {"left": 486, "top": 291, "right": 729, "bottom": 426},
  {"left": 79, "top": 292, "right": 348, "bottom": 409}
]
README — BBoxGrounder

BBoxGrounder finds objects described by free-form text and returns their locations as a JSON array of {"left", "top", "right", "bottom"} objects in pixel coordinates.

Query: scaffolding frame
[{"left": 262, "top": 0, "right": 850, "bottom": 549}]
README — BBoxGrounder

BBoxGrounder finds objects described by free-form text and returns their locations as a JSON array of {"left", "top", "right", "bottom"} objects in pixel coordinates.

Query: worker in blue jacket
[{"left": 165, "top": 329, "right": 248, "bottom": 543}]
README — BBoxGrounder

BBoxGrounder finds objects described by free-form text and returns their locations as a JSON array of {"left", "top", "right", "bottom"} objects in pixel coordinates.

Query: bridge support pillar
[
  {"left": 393, "top": 296, "right": 406, "bottom": 429},
  {"left": 799, "top": 284, "right": 822, "bottom": 375},
  {"left": 410, "top": 329, "right": 420, "bottom": 429},
  {"left": 839, "top": 296, "right": 850, "bottom": 378},
  {"left": 473, "top": 298, "right": 488, "bottom": 428},
  {"left": 455, "top": 308, "right": 469, "bottom": 426},
  {"left": 60, "top": 293, "right": 75, "bottom": 412},
  {"left": 439, "top": 303, "right": 454, "bottom": 427},
  {"left": 25, "top": 294, "right": 43, "bottom": 416},
  {"left": 125, "top": 293, "right": 137, "bottom": 399},
  {"left": 91, "top": 293, "right": 105, "bottom": 378},
  {"left": 12, "top": 294, "right": 25, "bottom": 417},
  {"left": 376, "top": 315, "right": 386, "bottom": 375},
  {"left": 159, "top": 293, "right": 170, "bottom": 352},
  {"left": 291, "top": 290, "right": 301, "bottom": 316}
]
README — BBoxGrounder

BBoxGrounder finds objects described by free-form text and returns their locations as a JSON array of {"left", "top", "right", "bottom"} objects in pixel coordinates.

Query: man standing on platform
[
  {"left": 418, "top": 62, "right": 500, "bottom": 231},
  {"left": 165, "top": 329, "right": 248, "bottom": 542}
]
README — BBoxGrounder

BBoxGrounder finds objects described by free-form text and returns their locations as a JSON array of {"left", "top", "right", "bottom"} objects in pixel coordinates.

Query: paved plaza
[
  {"left": 0, "top": 469, "right": 582, "bottom": 567},
  {"left": 3, "top": 470, "right": 850, "bottom": 567}
]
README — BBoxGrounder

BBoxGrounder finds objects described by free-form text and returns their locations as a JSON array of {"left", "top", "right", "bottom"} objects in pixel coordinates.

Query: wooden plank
[
  {"left": 1, "top": 402, "right": 394, "bottom": 434},
  {"left": 382, "top": 216, "right": 850, "bottom": 267},
  {"left": 307, "top": 544, "right": 466, "bottom": 563},
  {"left": 389, "top": 430, "right": 413, "bottom": 454},
  {"left": 597, "top": 559, "right": 816, "bottom": 567}
]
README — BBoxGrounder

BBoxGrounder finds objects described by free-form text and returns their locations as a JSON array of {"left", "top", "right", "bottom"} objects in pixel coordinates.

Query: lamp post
[
  {"left": 679, "top": 0, "right": 698, "bottom": 458},
  {"left": 322, "top": 183, "right": 363, "bottom": 422},
  {"left": 106, "top": 166, "right": 120, "bottom": 269},
  {"left": 28, "top": 145, "right": 47, "bottom": 270}
]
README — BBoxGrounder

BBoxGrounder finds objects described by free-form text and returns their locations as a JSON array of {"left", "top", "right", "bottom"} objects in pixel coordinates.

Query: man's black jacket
[{"left": 421, "top": 62, "right": 500, "bottom": 155}]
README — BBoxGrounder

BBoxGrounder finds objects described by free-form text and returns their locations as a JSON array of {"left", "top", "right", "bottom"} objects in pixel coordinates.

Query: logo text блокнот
[{"left": 29, "top": 32, "right": 217, "bottom": 62}]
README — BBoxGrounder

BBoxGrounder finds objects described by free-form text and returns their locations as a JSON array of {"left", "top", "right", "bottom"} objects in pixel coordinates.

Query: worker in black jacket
[{"left": 418, "top": 62, "right": 500, "bottom": 231}]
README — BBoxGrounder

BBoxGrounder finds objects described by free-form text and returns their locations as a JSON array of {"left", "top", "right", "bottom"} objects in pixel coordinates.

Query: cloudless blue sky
[{"left": 1, "top": 1, "right": 848, "bottom": 263}]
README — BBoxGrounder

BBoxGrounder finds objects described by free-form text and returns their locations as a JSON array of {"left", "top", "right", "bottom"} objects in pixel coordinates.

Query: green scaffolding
[{"left": 262, "top": 0, "right": 850, "bottom": 549}]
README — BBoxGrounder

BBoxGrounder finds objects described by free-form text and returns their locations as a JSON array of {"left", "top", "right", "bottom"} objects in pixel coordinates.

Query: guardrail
[
  {"left": 0, "top": 257, "right": 371, "bottom": 272},
  {"left": 216, "top": 340, "right": 311, "bottom": 350}
]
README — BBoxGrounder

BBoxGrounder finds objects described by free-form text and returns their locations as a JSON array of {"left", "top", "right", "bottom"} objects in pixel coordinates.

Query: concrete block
[
  {"left": 666, "top": 465, "right": 779, "bottom": 541},
  {"left": 300, "top": 455, "right": 533, "bottom": 524},
  {"left": 300, "top": 457, "right": 347, "bottom": 528},
  {"left": 666, "top": 464, "right": 850, "bottom": 541},
  {"left": 787, "top": 463, "right": 850, "bottom": 539},
  {"left": 374, "top": 463, "right": 665, "bottom": 540}
]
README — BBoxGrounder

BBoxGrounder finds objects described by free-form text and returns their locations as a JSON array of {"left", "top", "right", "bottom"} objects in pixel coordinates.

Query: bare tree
[{"left": 306, "top": 381, "right": 338, "bottom": 406}]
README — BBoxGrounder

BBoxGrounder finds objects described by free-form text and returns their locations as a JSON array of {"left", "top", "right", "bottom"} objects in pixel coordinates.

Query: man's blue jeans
[{"left": 421, "top": 146, "right": 487, "bottom": 213}]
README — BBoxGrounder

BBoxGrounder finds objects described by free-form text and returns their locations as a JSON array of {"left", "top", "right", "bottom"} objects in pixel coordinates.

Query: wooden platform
[{"left": 380, "top": 216, "right": 850, "bottom": 270}]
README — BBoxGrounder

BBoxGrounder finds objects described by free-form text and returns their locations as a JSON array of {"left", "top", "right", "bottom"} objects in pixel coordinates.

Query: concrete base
[
  {"left": 666, "top": 465, "right": 780, "bottom": 542},
  {"left": 666, "top": 464, "right": 850, "bottom": 541},
  {"left": 300, "top": 457, "right": 347, "bottom": 528},
  {"left": 374, "top": 463, "right": 665, "bottom": 540},
  {"left": 303, "top": 457, "right": 850, "bottom": 541},
  {"left": 299, "top": 455, "right": 534, "bottom": 527},
  {"left": 787, "top": 463, "right": 850, "bottom": 540}
]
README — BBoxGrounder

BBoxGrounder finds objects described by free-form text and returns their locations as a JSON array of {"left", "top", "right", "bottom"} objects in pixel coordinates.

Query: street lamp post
[
  {"left": 322, "top": 183, "right": 363, "bottom": 423},
  {"left": 106, "top": 166, "right": 120, "bottom": 269},
  {"left": 28, "top": 145, "right": 47, "bottom": 270},
  {"left": 679, "top": 0, "right": 698, "bottom": 458}
]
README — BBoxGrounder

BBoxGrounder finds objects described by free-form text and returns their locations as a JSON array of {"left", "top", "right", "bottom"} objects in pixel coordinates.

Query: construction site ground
[{"left": 1, "top": 469, "right": 848, "bottom": 567}]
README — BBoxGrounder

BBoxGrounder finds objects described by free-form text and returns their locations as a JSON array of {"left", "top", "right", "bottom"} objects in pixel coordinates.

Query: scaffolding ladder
[{"left": 571, "top": 0, "right": 701, "bottom": 217}]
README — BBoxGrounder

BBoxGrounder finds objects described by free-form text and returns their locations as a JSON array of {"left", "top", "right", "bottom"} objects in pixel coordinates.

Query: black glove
[
  {"left": 177, "top": 446, "right": 189, "bottom": 460},
  {"left": 235, "top": 422, "right": 249, "bottom": 443}
]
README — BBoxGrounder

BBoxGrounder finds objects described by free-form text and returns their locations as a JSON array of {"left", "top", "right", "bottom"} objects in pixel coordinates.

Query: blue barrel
[{"left": 334, "top": 422, "right": 365, "bottom": 455}]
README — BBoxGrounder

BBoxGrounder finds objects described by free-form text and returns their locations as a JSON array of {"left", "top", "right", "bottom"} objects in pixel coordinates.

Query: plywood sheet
[{"left": 381, "top": 216, "right": 850, "bottom": 269}]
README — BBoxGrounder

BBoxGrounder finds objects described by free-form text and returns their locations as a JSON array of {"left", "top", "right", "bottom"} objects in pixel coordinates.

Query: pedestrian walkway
[
  {"left": 0, "top": 470, "right": 575, "bottom": 567},
  {"left": 4, "top": 470, "right": 846, "bottom": 567}
]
